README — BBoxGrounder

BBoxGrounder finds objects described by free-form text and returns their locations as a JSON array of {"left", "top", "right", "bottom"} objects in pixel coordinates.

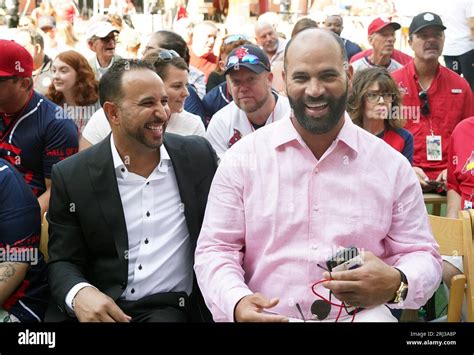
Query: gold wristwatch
[{"left": 390, "top": 268, "right": 408, "bottom": 304}]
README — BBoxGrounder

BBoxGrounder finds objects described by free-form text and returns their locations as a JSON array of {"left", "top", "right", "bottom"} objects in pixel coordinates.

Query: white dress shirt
[{"left": 65, "top": 135, "right": 193, "bottom": 311}]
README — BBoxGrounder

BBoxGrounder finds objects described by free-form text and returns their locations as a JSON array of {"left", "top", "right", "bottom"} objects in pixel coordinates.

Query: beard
[{"left": 288, "top": 83, "right": 348, "bottom": 134}]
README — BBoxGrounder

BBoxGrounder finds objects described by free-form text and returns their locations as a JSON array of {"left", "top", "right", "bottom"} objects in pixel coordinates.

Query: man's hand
[
  {"left": 234, "top": 293, "right": 288, "bottom": 322},
  {"left": 435, "top": 169, "right": 447, "bottom": 190},
  {"left": 74, "top": 287, "right": 132, "bottom": 322},
  {"left": 413, "top": 167, "right": 430, "bottom": 190},
  {"left": 322, "top": 251, "right": 401, "bottom": 308}
]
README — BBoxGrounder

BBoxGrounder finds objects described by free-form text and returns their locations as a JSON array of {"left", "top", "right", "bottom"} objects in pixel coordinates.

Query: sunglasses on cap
[
  {"left": 418, "top": 91, "right": 430, "bottom": 116},
  {"left": 223, "top": 34, "right": 250, "bottom": 45},
  {"left": 157, "top": 49, "right": 180, "bottom": 62},
  {"left": 226, "top": 54, "right": 269, "bottom": 70}
]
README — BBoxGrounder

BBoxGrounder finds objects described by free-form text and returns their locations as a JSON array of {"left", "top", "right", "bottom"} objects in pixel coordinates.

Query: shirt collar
[
  {"left": 110, "top": 134, "right": 170, "bottom": 180},
  {"left": 271, "top": 112, "right": 359, "bottom": 154}
]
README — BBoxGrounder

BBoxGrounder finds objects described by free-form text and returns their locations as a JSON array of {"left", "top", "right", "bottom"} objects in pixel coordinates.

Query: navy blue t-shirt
[
  {"left": 0, "top": 91, "right": 78, "bottom": 197},
  {"left": 0, "top": 158, "right": 48, "bottom": 321}
]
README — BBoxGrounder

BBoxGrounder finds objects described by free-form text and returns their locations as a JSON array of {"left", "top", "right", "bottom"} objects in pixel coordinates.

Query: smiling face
[
  {"left": 112, "top": 69, "right": 170, "bottom": 150},
  {"left": 89, "top": 32, "right": 117, "bottom": 65},
  {"left": 162, "top": 65, "right": 189, "bottom": 114},
  {"left": 285, "top": 31, "right": 350, "bottom": 135},
  {"left": 51, "top": 58, "right": 77, "bottom": 96}
]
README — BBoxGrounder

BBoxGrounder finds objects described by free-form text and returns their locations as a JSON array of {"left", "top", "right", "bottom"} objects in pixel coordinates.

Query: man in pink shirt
[{"left": 194, "top": 29, "right": 442, "bottom": 322}]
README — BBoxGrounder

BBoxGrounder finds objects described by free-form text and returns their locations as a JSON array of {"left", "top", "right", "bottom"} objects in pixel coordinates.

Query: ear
[
  {"left": 103, "top": 101, "right": 120, "bottom": 127},
  {"left": 267, "top": 71, "right": 273, "bottom": 85}
]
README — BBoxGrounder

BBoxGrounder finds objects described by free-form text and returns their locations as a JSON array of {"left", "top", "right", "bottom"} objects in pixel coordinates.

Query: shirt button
[
  {"left": 144, "top": 238, "right": 149, "bottom": 244},
  {"left": 146, "top": 211, "right": 150, "bottom": 217},
  {"left": 121, "top": 168, "right": 125, "bottom": 172},
  {"left": 314, "top": 168, "right": 319, "bottom": 173},
  {"left": 121, "top": 282, "right": 126, "bottom": 289},
  {"left": 131, "top": 288, "right": 135, "bottom": 294},
  {"left": 146, "top": 182, "right": 150, "bottom": 185},
  {"left": 313, "top": 205, "right": 319, "bottom": 211},
  {"left": 178, "top": 203, "right": 185, "bottom": 213},
  {"left": 138, "top": 264, "right": 142, "bottom": 270}
]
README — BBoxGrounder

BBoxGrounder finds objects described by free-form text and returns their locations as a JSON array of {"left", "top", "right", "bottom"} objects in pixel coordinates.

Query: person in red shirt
[
  {"left": 189, "top": 21, "right": 218, "bottom": 82},
  {"left": 391, "top": 12, "right": 473, "bottom": 192},
  {"left": 443, "top": 116, "right": 474, "bottom": 301},
  {"left": 447, "top": 117, "right": 474, "bottom": 215}
]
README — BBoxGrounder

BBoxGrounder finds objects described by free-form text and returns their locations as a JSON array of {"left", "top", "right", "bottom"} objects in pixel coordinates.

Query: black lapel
[
  {"left": 164, "top": 134, "right": 199, "bottom": 242},
  {"left": 87, "top": 135, "right": 129, "bottom": 262}
]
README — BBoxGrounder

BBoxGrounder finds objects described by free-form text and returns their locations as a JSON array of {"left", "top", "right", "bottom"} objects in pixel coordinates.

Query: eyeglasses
[
  {"left": 223, "top": 34, "right": 249, "bottom": 45},
  {"left": 226, "top": 54, "right": 269, "bottom": 71},
  {"left": 365, "top": 91, "right": 396, "bottom": 103},
  {"left": 418, "top": 91, "right": 430, "bottom": 116},
  {"left": 157, "top": 49, "right": 180, "bottom": 62}
]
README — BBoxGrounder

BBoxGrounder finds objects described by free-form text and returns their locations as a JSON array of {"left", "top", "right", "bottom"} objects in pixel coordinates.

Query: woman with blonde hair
[
  {"left": 46, "top": 50, "right": 100, "bottom": 135},
  {"left": 348, "top": 67, "right": 413, "bottom": 163}
]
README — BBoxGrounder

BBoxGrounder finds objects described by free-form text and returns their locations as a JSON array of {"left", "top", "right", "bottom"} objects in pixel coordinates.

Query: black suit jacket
[{"left": 47, "top": 133, "right": 217, "bottom": 321}]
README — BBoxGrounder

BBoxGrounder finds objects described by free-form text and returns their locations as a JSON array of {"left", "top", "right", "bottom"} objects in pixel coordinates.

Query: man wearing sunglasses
[
  {"left": 392, "top": 12, "right": 473, "bottom": 192},
  {"left": 205, "top": 44, "right": 291, "bottom": 158},
  {"left": 86, "top": 21, "right": 121, "bottom": 80},
  {"left": 195, "top": 29, "right": 441, "bottom": 322}
]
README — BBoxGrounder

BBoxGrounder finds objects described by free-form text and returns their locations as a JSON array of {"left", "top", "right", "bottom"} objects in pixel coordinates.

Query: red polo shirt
[
  {"left": 447, "top": 117, "right": 474, "bottom": 209},
  {"left": 391, "top": 61, "right": 473, "bottom": 180}
]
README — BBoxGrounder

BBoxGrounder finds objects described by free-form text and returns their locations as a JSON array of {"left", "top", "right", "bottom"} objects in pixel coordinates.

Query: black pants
[
  {"left": 444, "top": 50, "right": 474, "bottom": 91},
  {"left": 116, "top": 292, "right": 189, "bottom": 322}
]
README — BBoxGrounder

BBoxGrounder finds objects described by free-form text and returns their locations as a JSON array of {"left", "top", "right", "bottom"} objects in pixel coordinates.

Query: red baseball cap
[
  {"left": 368, "top": 17, "right": 401, "bottom": 36},
  {"left": 0, "top": 40, "right": 33, "bottom": 78}
]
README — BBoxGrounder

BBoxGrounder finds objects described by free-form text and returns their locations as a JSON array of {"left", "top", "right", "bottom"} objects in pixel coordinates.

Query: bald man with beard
[{"left": 194, "top": 29, "right": 442, "bottom": 323}]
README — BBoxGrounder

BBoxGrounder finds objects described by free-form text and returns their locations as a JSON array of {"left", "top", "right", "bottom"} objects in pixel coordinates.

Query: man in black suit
[{"left": 47, "top": 59, "right": 218, "bottom": 322}]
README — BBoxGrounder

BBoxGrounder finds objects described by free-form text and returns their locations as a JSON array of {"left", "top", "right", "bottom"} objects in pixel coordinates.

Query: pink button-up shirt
[{"left": 195, "top": 116, "right": 442, "bottom": 322}]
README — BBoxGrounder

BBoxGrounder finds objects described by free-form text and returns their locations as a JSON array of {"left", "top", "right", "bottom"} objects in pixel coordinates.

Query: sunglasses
[
  {"left": 365, "top": 91, "right": 396, "bottom": 103},
  {"left": 157, "top": 49, "right": 180, "bottom": 62},
  {"left": 418, "top": 91, "right": 430, "bottom": 116},
  {"left": 226, "top": 54, "right": 269, "bottom": 70},
  {"left": 223, "top": 34, "right": 249, "bottom": 45},
  {"left": 99, "top": 33, "right": 119, "bottom": 42}
]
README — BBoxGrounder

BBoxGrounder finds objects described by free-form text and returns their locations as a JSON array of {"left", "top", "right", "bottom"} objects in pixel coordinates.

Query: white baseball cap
[{"left": 86, "top": 21, "right": 119, "bottom": 40}]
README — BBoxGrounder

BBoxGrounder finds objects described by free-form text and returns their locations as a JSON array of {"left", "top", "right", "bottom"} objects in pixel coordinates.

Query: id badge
[
  {"left": 464, "top": 200, "right": 473, "bottom": 210},
  {"left": 426, "top": 135, "right": 442, "bottom": 161}
]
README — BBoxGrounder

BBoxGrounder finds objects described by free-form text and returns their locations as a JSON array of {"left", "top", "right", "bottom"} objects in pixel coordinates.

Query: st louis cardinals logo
[
  {"left": 228, "top": 129, "right": 243, "bottom": 148},
  {"left": 461, "top": 151, "right": 474, "bottom": 175}
]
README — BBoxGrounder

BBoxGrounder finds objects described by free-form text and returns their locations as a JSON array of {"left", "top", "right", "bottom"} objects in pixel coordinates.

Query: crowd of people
[{"left": 0, "top": 0, "right": 473, "bottom": 323}]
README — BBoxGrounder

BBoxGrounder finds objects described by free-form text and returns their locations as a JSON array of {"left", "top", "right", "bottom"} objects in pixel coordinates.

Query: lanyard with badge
[{"left": 419, "top": 85, "right": 442, "bottom": 161}]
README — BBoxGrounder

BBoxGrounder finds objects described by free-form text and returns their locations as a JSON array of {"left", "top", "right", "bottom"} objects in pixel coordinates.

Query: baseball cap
[
  {"left": 409, "top": 12, "right": 446, "bottom": 36},
  {"left": 38, "top": 15, "right": 56, "bottom": 30},
  {"left": 86, "top": 21, "right": 119, "bottom": 40},
  {"left": 224, "top": 44, "right": 271, "bottom": 75},
  {"left": 0, "top": 40, "right": 33, "bottom": 78},
  {"left": 368, "top": 17, "right": 401, "bottom": 36}
]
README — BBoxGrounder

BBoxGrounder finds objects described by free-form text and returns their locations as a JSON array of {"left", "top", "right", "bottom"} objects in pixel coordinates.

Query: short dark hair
[
  {"left": 284, "top": 29, "right": 347, "bottom": 71},
  {"left": 99, "top": 59, "right": 153, "bottom": 107},
  {"left": 291, "top": 18, "right": 318, "bottom": 38},
  {"left": 150, "top": 31, "right": 190, "bottom": 65}
]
